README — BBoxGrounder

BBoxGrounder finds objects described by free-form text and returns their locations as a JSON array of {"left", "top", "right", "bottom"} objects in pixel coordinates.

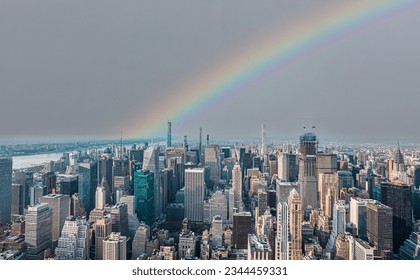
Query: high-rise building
[
  {"left": 39, "top": 194, "right": 70, "bottom": 245},
  {"left": 55, "top": 216, "right": 90, "bottom": 260},
  {"left": 350, "top": 237, "right": 375, "bottom": 260},
  {"left": 248, "top": 234, "right": 272, "bottom": 260},
  {"left": 399, "top": 232, "right": 420, "bottom": 260},
  {"left": 143, "top": 146, "right": 161, "bottom": 218},
  {"left": 318, "top": 172, "right": 339, "bottom": 218},
  {"left": 261, "top": 124, "right": 266, "bottom": 156},
  {"left": 112, "top": 158, "right": 130, "bottom": 191},
  {"left": 95, "top": 184, "right": 106, "bottom": 210},
  {"left": 97, "top": 156, "right": 113, "bottom": 196},
  {"left": 110, "top": 203, "right": 129, "bottom": 237},
  {"left": 349, "top": 197, "right": 368, "bottom": 238},
  {"left": 178, "top": 223, "right": 196, "bottom": 259},
  {"left": 78, "top": 162, "right": 98, "bottom": 216},
  {"left": 70, "top": 193, "right": 86, "bottom": 218},
  {"left": 232, "top": 212, "right": 251, "bottom": 249},
  {"left": 298, "top": 133, "right": 318, "bottom": 211},
  {"left": 94, "top": 215, "right": 112, "bottom": 260},
  {"left": 167, "top": 121, "right": 172, "bottom": 147},
  {"left": 288, "top": 189, "right": 302, "bottom": 260},
  {"left": 58, "top": 175, "right": 78, "bottom": 197},
  {"left": 205, "top": 145, "right": 221, "bottom": 185},
  {"left": 0, "top": 158, "right": 13, "bottom": 224},
  {"left": 275, "top": 202, "right": 289, "bottom": 260},
  {"left": 232, "top": 163, "right": 242, "bottom": 210},
  {"left": 13, "top": 169, "right": 32, "bottom": 209},
  {"left": 11, "top": 183, "right": 26, "bottom": 216},
  {"left": 366, "top": 200, "right": 393, "bottom": 258},
  {"left": 133, "top": 169, "right": 154, "bottom": 225},
  {"left": 184, "top": 168, "right": 205, "bottom": 223},
  {"left": 132, "top": 222, "right": 150, "bottom": 259},
  {"left": 25, "top": 203, "right": 53, "bottom": 260},
  {"left": 211, "top": 215, "right": 223, "bottom": 246},
  {"left": 316, "top": 153, "right": 338, "bottom": 175},
  {"left": 380, "top": 182, "right": 412, "bottom": 253},
  {"left": 203, "top": 190, "right": 228, "bottom": 224},
  {"left": 103, "top": 232, "right": 127, "bottom": 260}
]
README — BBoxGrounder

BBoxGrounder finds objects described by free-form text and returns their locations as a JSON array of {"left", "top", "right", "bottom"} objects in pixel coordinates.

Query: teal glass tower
[{"left": 134, "top": 169, "right": 154, "bottom": 225}]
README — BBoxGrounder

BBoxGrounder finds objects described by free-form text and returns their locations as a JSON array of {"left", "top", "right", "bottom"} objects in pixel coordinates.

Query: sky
[{"left": 1, "top": 0, "right": 420, "bottom": 143}]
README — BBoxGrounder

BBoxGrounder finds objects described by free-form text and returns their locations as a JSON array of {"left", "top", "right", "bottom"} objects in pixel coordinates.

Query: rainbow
[{"left": 126, "top": 0, "right": 417, "bottom": 139}]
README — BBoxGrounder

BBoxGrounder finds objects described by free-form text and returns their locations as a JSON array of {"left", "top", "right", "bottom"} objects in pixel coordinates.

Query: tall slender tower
[
  {"left": 275, "top": 202, "right": 289, "bottom": 260},
  {"left": 167, "top": 121, "right": 172, "bottom": 148},
  {"left": 261, "top": 123, "right": 266, "bottom": 156},
  {"left": 232, "top": 163, "right": 242, "bottom": 210},
  {"left": 288, "top": 189, "right": 302, "bottom": 260},
  {"left": 199, "top": 127, "right": 202, "bottom": 164}
]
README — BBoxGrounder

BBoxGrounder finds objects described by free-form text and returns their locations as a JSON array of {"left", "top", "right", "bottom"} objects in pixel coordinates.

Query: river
[{"left": 12, "top": 152, "right": 64, "bottom": 170}]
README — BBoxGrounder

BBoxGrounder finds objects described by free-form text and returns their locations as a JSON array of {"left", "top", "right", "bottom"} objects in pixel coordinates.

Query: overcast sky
[{"left": 1, "top": 0, "right": 420, "bottom": 143}]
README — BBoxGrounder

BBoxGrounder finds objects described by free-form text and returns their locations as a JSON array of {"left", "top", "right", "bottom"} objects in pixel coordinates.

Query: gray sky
[{"left": 1, "top": 0, "right": 420, "bottom": 143}]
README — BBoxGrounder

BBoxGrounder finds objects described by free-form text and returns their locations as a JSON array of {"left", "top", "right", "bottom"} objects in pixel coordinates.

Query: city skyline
[{"left": 1, "top": 0, "right": 420, "bottom": 141}]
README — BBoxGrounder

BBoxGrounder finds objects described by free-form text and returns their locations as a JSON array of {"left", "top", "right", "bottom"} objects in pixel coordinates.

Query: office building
[
  {"left": 94, "top": 215, "right": 112, "bottom": 260},
  {"left": 248, "top": 234, "right": 272, "bottom": 260},
  {"left": 366, "top": 200, "right": 393, "bottom": 258},
  {"left": 275, "top": 202, "right": 289, "bottom": 260},
  {"left": 288, "top": 189, "right": 302, "bottom": 260},
  {"left": 78, "top": 162, "right": 98, "bottom": 216},
  {"left": 58, "top": 175, "right": 78, "bottom": 197},
  {"left": 143, "top": 146, "right": 161, "bottom": 218},
  {"left": 232, "top": 163, "right": 242, "bottom": 210},
  {"left": 132, "top": 222, "right": 150, "bottom": 259},
  {"left": 380, "top": 182, "right": 412, "bottom": 253},
  {"left": 232, "top": 212, "right": 251, "bottom": 249},
  {"left": 25, "top": 203, "right": 53, "bottom": 260},
  {"left": 55, "top": 216, "right": 90, "bottom": 260},
  {"left": 103, "top": 232, "right": 127, "bottom": 260},
  {"left": 133, "top": 170, "right": 154, "bottom": 225},
  {"left": 0, "top": 158, "right": 13, "bottom": 224},
  {"left": 184, "top": 168, "right": 205, "bottom": 223},
  {"left": 39, "top": 194, "right": 70, "bottom": 244}
]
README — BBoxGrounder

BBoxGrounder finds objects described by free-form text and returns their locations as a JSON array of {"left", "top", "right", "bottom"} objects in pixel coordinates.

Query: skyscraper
[
  {"left": 133, "top": 169, "right": 154, "bottom": 225},
  {"left": 55, "top": 216, "right": 90, "bottom": 260},
  {"left": 349, "top": 197, "right": 368, "bottom": 238},
  {"left": 0, "top": 158, "right": 13, "bottom": 225},
  {"left": 78, "top": 162, "right": 98, "bottom": 216},
  {"left": 103, "top": 232, "right": 127, "bottom": 260},
  {"left": 298, "top": 133, "right": 318, "bottom": 211},
  {"left": 232, "top": 163, "right": 242, "bottom": 210},
  {"left": 205, "top": 144, "right": 221, "bottom": 185},
  {"left": 143, "top": 146, "right": 161, "bottom": 218},
  {"left": 95, "top": 184, "right": 106, "bottom": 210},
  {"left": 288, "top": 189, "right": 302, "bottom": 260},
  {"left": 39, "top": 194, "right": 70, "bottom": 246},
  {"left": 13, "top": 169, "right": 32, "bottom": 209},
  {"left": 184, "top": 168, "right": 205, "bottom": 223},
  {"left": 97, "top": 156, "right": 113, "bottom": 195},
  {"left": 25, "top": 203, "right": 53, "bottom": 260},
  {"left": 132, "top": 222, "right": 150, "bottom": 259},
  {"left": 232, "top": 212, "right": 251, "bottom": 249},
  {"left": 167, "top": 121, "right": 172, "bottom": 147},
  {"left": 366, "top": 200, "right": 393, "bottom": 258},
  {"left": 380, "top": 181, "right": 412, "bottom": 253},
  {"left": 94, "top": 215, "right": 112, "bottom": 260},
  {"left": 58, "top": 175, "right": 78, "bottom": 197},
  {"left": 275, "top": 202, "right": 289, "bottom": 260}
]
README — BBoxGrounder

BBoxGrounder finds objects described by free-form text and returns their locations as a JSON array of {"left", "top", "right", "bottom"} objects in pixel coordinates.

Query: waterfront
[{"left": 12, "top": 152, "right": 63, "bottom": 170}]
